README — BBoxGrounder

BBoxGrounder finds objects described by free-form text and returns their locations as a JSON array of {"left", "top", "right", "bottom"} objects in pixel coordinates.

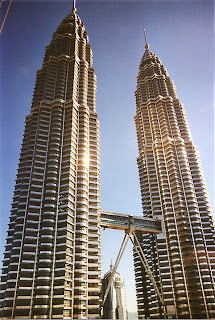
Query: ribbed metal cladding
[
  {"left": 134, "top": 47, "right": 215, "bottom": 319},
  {"left": 0, "top": 7, "right": 101, "bottom": 319}
]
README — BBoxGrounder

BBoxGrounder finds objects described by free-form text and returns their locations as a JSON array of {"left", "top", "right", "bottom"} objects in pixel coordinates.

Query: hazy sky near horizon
[{"left": 0, "top": 0, "right": 214, "bottom": 313}]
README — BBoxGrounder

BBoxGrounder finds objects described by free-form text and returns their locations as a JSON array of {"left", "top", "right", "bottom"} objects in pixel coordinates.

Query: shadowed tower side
[
  {"left": 134, "top": 31, "right": 215, "bottom": 319},
  {"left": 0, "top": 3, "right": 101, "bottom": 319}
]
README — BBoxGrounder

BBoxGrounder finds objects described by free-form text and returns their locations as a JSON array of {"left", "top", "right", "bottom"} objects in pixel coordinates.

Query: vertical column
[{"left": 73, "top": 59, "right": 89, "bottom": 318}]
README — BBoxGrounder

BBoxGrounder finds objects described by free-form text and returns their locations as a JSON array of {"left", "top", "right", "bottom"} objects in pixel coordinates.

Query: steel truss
[{"left": 101, "top": 228, "right": 167, "bottom": 318}]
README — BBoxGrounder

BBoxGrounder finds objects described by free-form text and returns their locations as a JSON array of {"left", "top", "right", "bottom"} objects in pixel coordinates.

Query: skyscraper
[
  {"left": 134, "top": 35, "right": 215, "bottom": 319},
  {"left": 101, "top": 264, "right": 127, "bottom": 320},
  {"left": 0, "top": 3, "right": 101, "bottom": 319}
]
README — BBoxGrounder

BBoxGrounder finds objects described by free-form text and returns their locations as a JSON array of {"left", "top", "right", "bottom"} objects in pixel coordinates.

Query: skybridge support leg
[
  {"left": 130, "top": 231, "right": 167, "bottom": 318},
  {"left": 102, "top": 231, "right": 131, "bottom": 307},
  {"left": 0, "top": 0, "right": 13, "bottom": 33}
]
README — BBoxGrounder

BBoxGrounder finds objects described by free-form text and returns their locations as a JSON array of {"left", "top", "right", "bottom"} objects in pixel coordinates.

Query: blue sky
[{"left": 0, "top": 0, "right": 214, "bottom": 313}]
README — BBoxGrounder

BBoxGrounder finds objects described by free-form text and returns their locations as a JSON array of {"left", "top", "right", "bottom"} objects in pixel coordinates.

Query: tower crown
[{"left": 139, "top": 48, "right": 161, "bottom": 69}]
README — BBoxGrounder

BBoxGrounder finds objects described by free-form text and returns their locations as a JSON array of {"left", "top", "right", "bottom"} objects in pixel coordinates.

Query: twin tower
[{"left": 1, "top": 4, "right": 215, "bottom": 320}]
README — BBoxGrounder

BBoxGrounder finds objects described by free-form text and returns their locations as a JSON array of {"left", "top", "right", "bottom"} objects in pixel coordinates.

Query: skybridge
[
  {"left": 100, "top": 210, "right": 162, "bottom": 234},
  {"left": 100, "top": 210, "right": 167, "bottom": 317}
]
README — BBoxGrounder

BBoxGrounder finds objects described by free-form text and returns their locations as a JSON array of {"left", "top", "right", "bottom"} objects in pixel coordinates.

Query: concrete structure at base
[
  {"left": 134, "top": 33, "right": 215, "bottom": 319},
  {"left": 101, "top": 264, "right": 128, "bottom": 320}
]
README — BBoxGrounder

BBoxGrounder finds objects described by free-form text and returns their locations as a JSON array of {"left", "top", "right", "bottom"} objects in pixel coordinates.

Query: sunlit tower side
[
  {"left": 0, "top": 3, "right": 101, "bottom": 319},
  {"left": 134, "top": 31, "right": 215, "bottom": 319}
]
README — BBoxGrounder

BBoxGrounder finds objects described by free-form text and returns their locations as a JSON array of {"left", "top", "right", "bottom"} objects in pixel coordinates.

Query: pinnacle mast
[
  {"left": 143, "top": 28, "right": 149, "bottom": 49},
  {"left": 72, "top": 0, "right": 76, "bottom": 11}
]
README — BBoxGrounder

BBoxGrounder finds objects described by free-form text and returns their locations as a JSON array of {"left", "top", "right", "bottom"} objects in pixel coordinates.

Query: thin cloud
[{"left": 18, "top": 65, "right": 31, "bottom": 77}]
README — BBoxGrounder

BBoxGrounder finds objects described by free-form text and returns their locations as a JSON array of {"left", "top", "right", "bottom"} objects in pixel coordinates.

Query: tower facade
[
  {"left": 134, "top": 40, "right": 215, "bottom": 319},
  {"left": 0, "top": 5, "right": 101, "bottom": 319},
  {"left": 101, "top": 265, "right": 127, "bottom": 320}
]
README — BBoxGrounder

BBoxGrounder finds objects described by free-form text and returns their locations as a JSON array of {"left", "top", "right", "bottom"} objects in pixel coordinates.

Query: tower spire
[
  {"left": 72, "top": 0, "right": 76, "bottom": 11},
  {"left": 143, "top": 28, "right": 149, "bottom": 49},
  {"left": 110, "top": 259, "right": 113, "bottom": 270}
]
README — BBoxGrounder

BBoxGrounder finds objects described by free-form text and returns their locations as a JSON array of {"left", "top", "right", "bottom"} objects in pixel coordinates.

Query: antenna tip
[
  {"left": 110, "top": 258, "right": 113, "bottom": 270},
  {"left": 143, "top": 28, "right": 149, "bottom": 49},
  {"left": 72, "top": 0, "right": 77, "bottom": 11}
]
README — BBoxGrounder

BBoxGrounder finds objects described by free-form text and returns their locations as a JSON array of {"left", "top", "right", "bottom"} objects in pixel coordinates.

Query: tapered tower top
[{"left": 143, "top": 29, "right": 149, "bottom": 49}]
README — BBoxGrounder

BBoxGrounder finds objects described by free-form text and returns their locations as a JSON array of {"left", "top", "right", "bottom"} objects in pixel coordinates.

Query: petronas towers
[
  {"left": 134, "top": 40, "right": 215, "bottom": 319},
  {"left": 1, "top": 3, "right": 215, "bottom": 320},
  {"left": 0, "top": 5, "right": 100, "bottom": 319}
]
